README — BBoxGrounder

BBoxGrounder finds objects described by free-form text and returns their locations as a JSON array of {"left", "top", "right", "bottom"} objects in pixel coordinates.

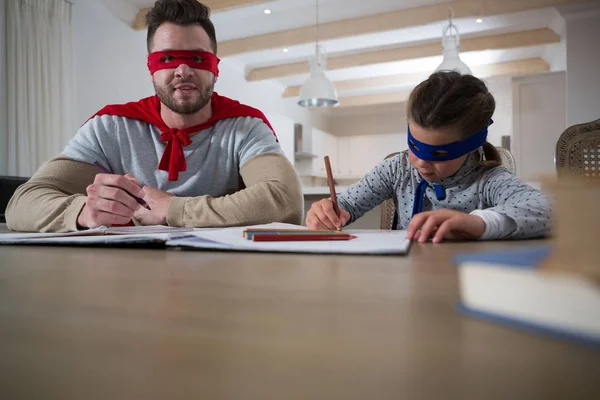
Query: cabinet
[
  {"left": 337, "top": 137, "right": 354, "bottom": 177},
  {"left": 300, "top": 129, "right": 405, "bottom": 180},
  {"left": 311, "top": 128, "right": 338, "bottom": 178}
]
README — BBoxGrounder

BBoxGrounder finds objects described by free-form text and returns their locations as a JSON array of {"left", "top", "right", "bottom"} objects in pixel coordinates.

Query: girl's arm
[
  {"left": 336, "top": 154, "right": 403, "bottom": 225},
  {"left": 478, "top": 167, "right": 552, "bottom": 239}
]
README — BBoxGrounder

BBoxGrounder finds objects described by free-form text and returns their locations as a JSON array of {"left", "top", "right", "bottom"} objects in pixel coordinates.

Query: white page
[{"left": 167, "top": 223, "right": 411, "bottom": 255}]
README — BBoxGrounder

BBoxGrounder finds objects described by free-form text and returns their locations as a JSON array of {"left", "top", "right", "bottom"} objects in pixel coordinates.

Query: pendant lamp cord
[{"left": 316, "top": 0, "right": 320, "bottom": 47}]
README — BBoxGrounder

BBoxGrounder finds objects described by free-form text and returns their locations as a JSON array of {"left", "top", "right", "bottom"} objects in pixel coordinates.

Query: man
[{"left": 6, "top": 0, "right": 303, "bottom": 232}]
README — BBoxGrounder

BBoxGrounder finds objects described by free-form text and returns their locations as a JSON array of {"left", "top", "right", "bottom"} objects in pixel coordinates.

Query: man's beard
[{"left": 154, "top": 80, "right": 214, "bottom": 115}]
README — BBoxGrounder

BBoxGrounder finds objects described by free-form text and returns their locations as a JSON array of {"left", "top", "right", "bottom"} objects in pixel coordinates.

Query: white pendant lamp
[
  {"left": 435, "top": 6, "right": 472, "bottom": 75},
  {"left": 298, "top": 0, "right": 339, "bottom": 108}
]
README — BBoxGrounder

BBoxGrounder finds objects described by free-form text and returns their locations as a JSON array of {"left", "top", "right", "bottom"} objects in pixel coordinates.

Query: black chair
[{"left": 0, "top": 176, "right": 30, "bottom": 223}]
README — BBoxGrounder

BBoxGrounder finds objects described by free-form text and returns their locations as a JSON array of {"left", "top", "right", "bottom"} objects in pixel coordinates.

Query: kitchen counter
[{"left": 302, "top": 186, "right": 351, "bottom": 196}]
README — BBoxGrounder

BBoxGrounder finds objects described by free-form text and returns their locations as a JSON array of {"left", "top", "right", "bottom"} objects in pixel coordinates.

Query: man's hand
[
  {"left": 306, "top": 198, "right": 350, "bottom": 230},
  {"left": 132, "top": 185, "right": 175, "bottom": 225},
  {"left": 407, "top": 209, "right": 486, "bottom": 243},
  {"left": 77, "top": 173, "right": 144, "bottom": 228}
]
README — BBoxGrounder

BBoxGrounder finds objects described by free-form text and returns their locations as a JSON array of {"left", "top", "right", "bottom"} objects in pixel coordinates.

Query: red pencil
[{"left": 252, "top": 234, "right": 357, "bottom": 242}]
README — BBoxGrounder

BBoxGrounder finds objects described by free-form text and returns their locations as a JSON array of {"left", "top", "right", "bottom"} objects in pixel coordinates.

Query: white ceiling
[{"left": 100, "top": 0, "right": 567, "bottom": 102}]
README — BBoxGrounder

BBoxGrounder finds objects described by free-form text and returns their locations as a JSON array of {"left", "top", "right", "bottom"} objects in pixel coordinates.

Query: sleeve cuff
[
  {"left": 470, "top": 209, "right": 517, "bottom": 240},
  {"left": 166, "top": 196, "right": 187, "bottom": 227},
  {"left": 63, "top": 195, "right": 88, "bottom": 232}
]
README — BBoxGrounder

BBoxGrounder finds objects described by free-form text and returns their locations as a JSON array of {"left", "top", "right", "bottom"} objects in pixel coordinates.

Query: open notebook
[{"left": 0, "top": 223, "right": 411, "bottom": 255}]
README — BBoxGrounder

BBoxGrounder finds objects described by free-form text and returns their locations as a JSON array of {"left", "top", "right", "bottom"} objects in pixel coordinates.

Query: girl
[{"left": 306, "top": 71, "right": 551, "bottom": 243}]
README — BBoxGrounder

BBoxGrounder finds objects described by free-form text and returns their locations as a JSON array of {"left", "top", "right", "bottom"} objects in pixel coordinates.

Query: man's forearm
[
  {"left": 5, "top": 156, "right": 95, "bottom": 232},
  {"left": 166, "top": 153, "right": 304, "bottom": 227}
]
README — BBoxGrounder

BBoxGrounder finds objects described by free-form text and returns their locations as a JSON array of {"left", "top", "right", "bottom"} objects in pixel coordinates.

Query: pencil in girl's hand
[
  {"left": 324, "top": 155, "right": 342, "bottom": 231},
  {"left": 93, "top": 161, "right": 152, "bottom": 211},
  {"left": 252, "top": 233, "right": 357, "bottom": 242}
]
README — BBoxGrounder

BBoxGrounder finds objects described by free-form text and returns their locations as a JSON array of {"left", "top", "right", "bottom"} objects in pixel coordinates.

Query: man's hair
[
  {"left": 407, "top": 71, "right": 501, "bottom": 165},
  {"left": 146, "top": 0, "right": 217, "bottom": 54}
]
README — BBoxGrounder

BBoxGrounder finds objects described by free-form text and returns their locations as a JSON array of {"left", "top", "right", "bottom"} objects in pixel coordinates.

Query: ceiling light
[
  {"left": 298, "top": 0, "right": 338, "bottom": 108},
  {"left": 435, "top": 5, "right": 472, "bottom": 75},
  {"left": 476, "top": 18, "right": 483, "bottom": 23},
  {"left": 263, "top": 9, "right": 271, "bottom": 15},
  {"left": 282, "top": 48, "right": 289, "bottom": 53}
]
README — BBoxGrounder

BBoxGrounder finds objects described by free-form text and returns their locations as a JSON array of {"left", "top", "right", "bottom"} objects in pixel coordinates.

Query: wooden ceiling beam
[
  {"left": 282, "top": 58, "right": 550, "bottom": 97},
  {"left": 132, "top": 0, "right": 273, "bottom": 31},
  {"left": 220, "top": 0, "right": 576, "bottom": 57},
  {"left": 337, "top": 92, "right": 411, "bottom": 108},
  {"left": 247, "top": 28, "right": 559, "bottom": 81}
]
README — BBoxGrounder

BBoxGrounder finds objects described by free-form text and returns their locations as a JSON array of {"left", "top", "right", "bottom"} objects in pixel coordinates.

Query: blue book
[{"left": 455, "top": 245, "right": 600, "bottom": 348}]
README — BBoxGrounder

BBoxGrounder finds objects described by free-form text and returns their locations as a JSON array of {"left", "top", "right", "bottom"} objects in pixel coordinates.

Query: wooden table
[{"left": 0, "top": 225, "right": 598, "bottom": 399}]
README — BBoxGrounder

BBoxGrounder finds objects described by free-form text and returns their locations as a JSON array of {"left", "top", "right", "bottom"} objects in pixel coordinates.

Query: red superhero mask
[{"left": 147, "top": 50, "right": 220, "bottom": 76}]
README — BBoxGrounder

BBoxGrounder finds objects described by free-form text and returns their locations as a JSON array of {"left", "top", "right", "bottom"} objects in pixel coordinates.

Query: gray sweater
[{"left": 337, "top": 151, "right": 551, "bottom": 239}]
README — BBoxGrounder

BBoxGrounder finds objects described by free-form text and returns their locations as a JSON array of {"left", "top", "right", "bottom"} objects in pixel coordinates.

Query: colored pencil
[
  {"left": 93, "top": 161, "right": 151, "bottom": 211},
  {"left": 252, "top": 234, "right": 357, "bottom": 242},
  {"left": 243, "top": 228, "right": 342, "bottom": 239},
  {"left": 324, "top": 155, "right": 341, "bottom": 231}
]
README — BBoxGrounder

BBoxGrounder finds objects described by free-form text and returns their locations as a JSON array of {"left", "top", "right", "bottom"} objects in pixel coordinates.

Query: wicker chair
[
  {"left": 496, "top": 147, "right": 516, "bottom": 175},
  {"left": 380, "top": 152, "right": 400, "bottom": 230},
  {"left": 556, "top": 118, "right": 600, "bottom": 179}
]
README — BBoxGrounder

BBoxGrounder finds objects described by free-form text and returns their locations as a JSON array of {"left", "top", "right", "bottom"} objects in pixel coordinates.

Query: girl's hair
[{"left": 407, "top": 71, "right": 501, "bottom": 166}]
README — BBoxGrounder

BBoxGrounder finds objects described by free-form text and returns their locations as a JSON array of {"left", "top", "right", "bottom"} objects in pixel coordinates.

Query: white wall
[
  {"left": 73, "top": 0, "right": 150, "bottom": 126},
  {"left": 0, "top": 0, "right": 6, "bottom": 174},
  {"left": 484, "top": 76, "right": 513, "bottom": 147},
  {"left": 72, "top": 0, "right": 329, "bottom": 137},
  {"left": 512, "top": 71, "right": 566, "bottom": 179},
  {"left": 563, "top": 7, "right": 600, "bottom": 126}
]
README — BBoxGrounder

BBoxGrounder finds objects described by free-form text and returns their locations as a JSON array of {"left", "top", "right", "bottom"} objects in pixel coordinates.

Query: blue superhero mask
[{"left": 407, "top": 120, "right": 493, "bottom": 162}]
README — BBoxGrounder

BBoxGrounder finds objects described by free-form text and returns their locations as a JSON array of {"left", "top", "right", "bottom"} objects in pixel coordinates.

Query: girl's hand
[
  {"left": 306, "top": 199, "right": 350, "bottom": 230},
  {"left": 407, "top": 210, "right": 486, "bottom": 243}
]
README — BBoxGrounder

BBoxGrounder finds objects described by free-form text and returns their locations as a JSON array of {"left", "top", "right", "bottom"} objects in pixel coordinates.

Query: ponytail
[{"left": 480, "top": 142, "right": 502, "bottom": 167}]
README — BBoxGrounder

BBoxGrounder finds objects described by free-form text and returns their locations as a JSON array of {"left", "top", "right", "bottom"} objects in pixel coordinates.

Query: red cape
[{"left": 91, "top": 92, "right": 277, "bottom": 181}]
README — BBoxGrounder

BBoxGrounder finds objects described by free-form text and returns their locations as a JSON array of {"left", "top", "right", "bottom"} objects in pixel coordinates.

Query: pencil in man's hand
[
  {"left": 93, "top": 161, "right": 151, "bottom": 210},
  {"left": 324, "top": 155, "right": 341, "bottom": 231}
]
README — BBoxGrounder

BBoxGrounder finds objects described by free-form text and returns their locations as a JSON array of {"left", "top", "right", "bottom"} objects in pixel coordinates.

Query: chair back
[
  {"left": 556, "top": 118, "right": 600, "bottom": 179},
  {"left": 496, "top": 147, "right": 516, "bottom": 175},
  {"left": 380, "top": 152, "right": 400, "bottom": 230},
  {"left": 0, "top": 176, "right": 29, "bottom": 223}
]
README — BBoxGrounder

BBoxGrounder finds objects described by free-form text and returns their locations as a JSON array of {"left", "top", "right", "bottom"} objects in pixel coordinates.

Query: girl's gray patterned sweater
[{"left": 336, "top": 151, "right": 551, "bottom": 239}]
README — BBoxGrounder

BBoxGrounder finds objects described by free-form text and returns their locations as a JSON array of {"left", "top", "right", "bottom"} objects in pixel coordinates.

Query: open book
[
  {"left": 0, "top": 225, "right": 195, "bottom": 246},
  {"left": 0, "top": 223, "right": 411, "bottom": 255}
]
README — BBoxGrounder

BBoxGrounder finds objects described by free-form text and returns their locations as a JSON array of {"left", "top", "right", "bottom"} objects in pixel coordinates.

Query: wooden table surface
[{"left": 0, "top": 225, "right": 598, "bottom": 399}]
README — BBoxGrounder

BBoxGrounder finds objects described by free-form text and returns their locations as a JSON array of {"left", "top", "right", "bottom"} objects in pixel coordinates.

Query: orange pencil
[{"left": 324, "top": 155, "right": 341, "bottom": 231}]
